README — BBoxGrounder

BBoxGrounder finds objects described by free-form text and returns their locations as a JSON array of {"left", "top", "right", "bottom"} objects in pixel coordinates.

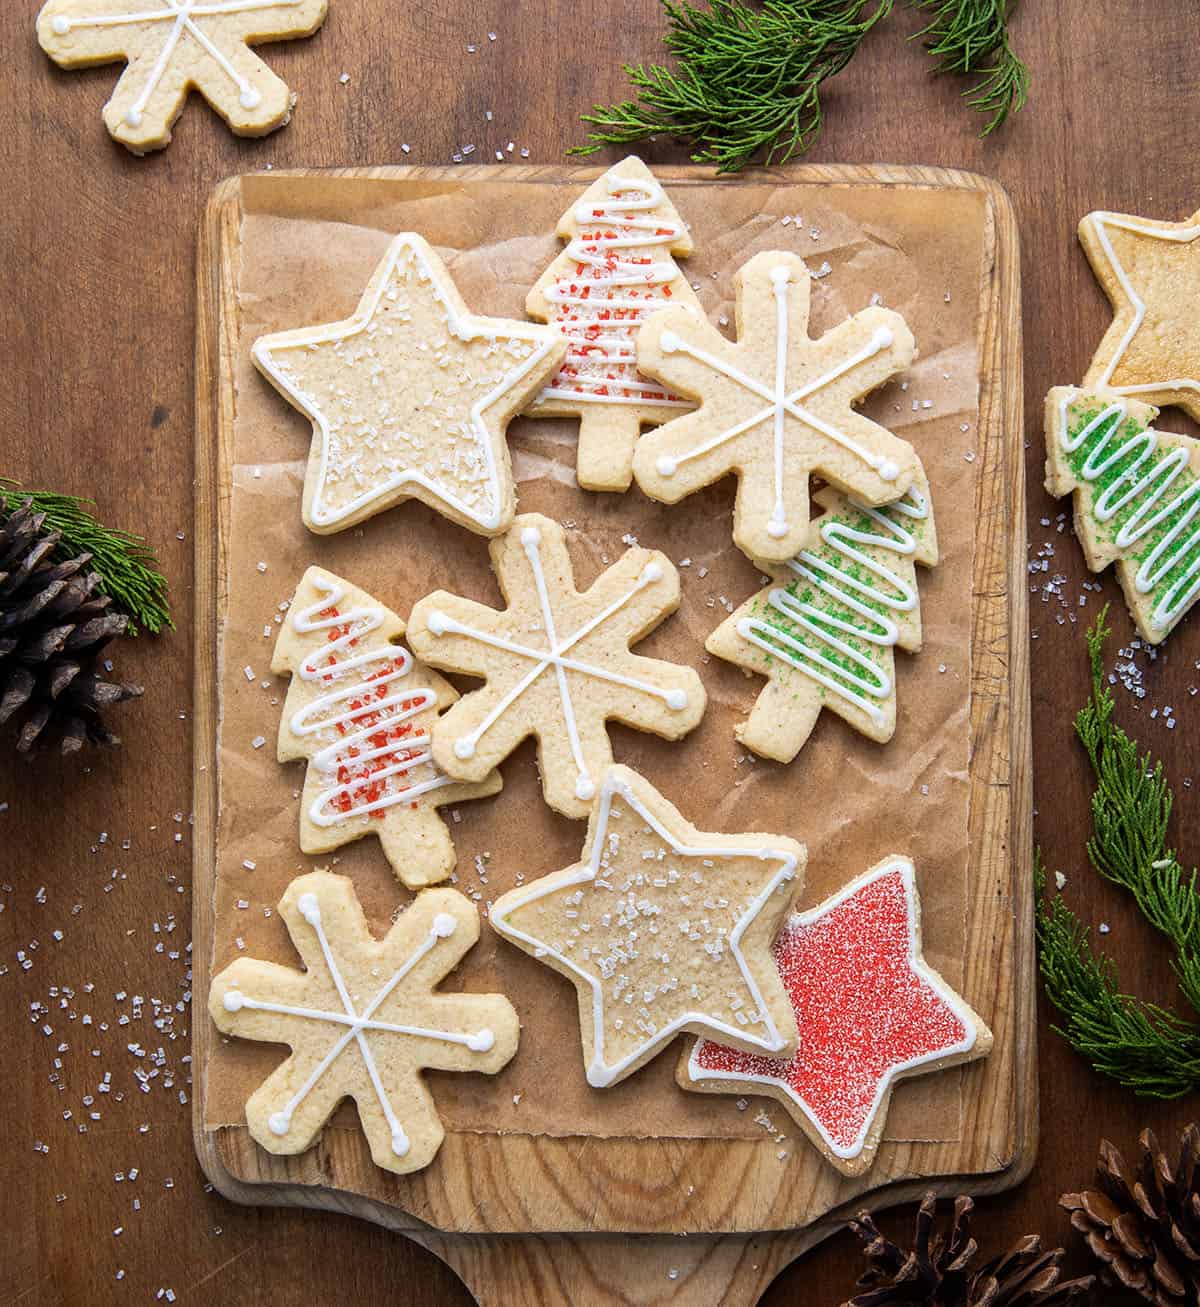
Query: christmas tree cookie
[
  {"left": 253, "top": 233, "right": 566, "bottom": 538},
  {"left": 210, "top": 872, "right": 520, "bottom": 1175},
  {"left": 489, "top": 766, "right": 804, "bottom": 1088},
  {"left": 707, "top": 470, "right": 937, "bottom": 763},
  {"left": 632, "top": 250, "right": 920, "bottom": 565},
  {"left": 1045, "top": 388, "right": 1200, "bottom": 644},
  {"left": 406, "top": 514, "right": 706, "bottom": 820},
  {"left": 1079, "top": 207, "right": 1200, "bottom": 421},
  {"left": 271, "top": 567, "right": 500, "bottom": 889},
  {"left": 681, "top": 855, "right": 992, "bottom": 1177},
  {"left": 37, "top": 0, "right": 328, "bottom": 154},
  {"left": 524, "top": 156, "right": 703, "bottom": 492}
]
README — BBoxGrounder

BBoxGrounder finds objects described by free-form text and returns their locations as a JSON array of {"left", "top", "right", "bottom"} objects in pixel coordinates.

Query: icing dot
[
  {"left": 432, "top": 912, "right": 458, "bottom": 939},
  {"left": 52, "top": 15, "right": 71, "bottom": 33},
  {"left": 520, "top": 525, "right": 542, "bottom": 548},
  {"left": 878, "top": 459, "right": 901, "bottom": 482},
  {"left": 768, "top": 518, "right": 788, "bottom": 539},
  {"left": 298, "top": 893, "right": 321, "bottom": 925},
  {"left": 770, "top": 266, "right": 792, "bottom": 288},
  {"left": 641, "top": 562, "right": 663, "bottom": 584},
  {"left": 223, "top": 991, "right": 245, "bottom": 1013},
  {"left": 872, "top": 326, "right": 894, "bottom": 351},
  {"left": 666, "top": 689, "right": 688, "bottom": 711},
  {"left": 454, "top": 738, "right": 476, "bottom": 760},
  {"left": 391, "top": 1130, "right": 410, "bottom": 1157},
  {"left": 268, "top": 1112, "right": 291, "bottom": 1137},
  {"left": 656, "top": 456, "right": 678, "bottom": 477},
  {"left": 427, "top": 610, "right": 450, "bottom": 637},
  {"left": 467, "top": 1029, "right": 495, "bottom": 1053},
  {"left": 575, "top": 775, "right": 596, "bottom": 802},
  {"left": 659, "top": 330, "right": 681, "bottom": 354},
  {"left": 240, "top": 87, "right": 262, "bottom": 110},
  {"left": 125, "top": 108, "right": 143, "bottom": 128}
]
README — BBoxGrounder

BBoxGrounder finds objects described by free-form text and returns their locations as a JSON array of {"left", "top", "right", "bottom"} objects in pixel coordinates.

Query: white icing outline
[
  {"left": 734, "top": 487, "right": 929, "bottom": 724},
  {"left": 252, "top": 235, "right": 558, "bottom": 531},
  {"left": 48, "top": 0, "right": 307, "bottom": 124},
  {"left": 287, "top": 572, "right": 454, "bottom": 827},
  {"left": 1087, "top": 212, "right": 1200, "bottom": 399},
  {"left": 224, "top": 893, "right": 493, "bottom": 1158},
  {"left": 1055, "top": 390, "right": 1200, "bottom": 632},
  {"left": 685, "top": 856, "right": 979, "bottom": 1162},
  {"left": 427, "top": 526, "right": 689, "bottom": 803},
  {"left": 652, "top": 269, "right": 899, "bottom": 543},
  {"left": 489, "top": 770, "right": 799, "bottom": 1088},
  {"left": 537, "top": 169, "right": 692, "bottom": 409}
]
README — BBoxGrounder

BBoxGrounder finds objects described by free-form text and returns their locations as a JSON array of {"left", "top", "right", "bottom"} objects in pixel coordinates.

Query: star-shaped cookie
[
  {"left": 1080, "top": 207, "right": 1200, "bottom": 421},
  {"left": 252, "top": 233, "right": 567, "bottom": 538},
  {"left": 632, "top": 250, "right": 920, "bottom": 564},
  {"left": 489, "top": 766, "right": 804, "bottom": 1088},
  {"left": 37, "top": 0, "right": 328, "bottom": 154},
  {"left": 209, "top": 873, "right": 520, "bottom": 1175},
  {"left": 406, "top": 514, "right": 706, "bottom": 820},
  {"left": 680, "top": 855, "right": 991, "bottom": 1176}
]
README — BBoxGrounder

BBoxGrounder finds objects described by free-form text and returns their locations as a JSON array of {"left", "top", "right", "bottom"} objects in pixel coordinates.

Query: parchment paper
[{"left": 205, "top": 170, "right": 989, "bottom": 1150}]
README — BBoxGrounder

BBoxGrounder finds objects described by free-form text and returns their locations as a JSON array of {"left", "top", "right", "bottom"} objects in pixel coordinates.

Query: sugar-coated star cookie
[
  {"left": 253, "top": 233, "right": 566, "bottom": 538},
  {"left": 633, "top": 250, "right": 920, "bottom": 565},
  {"left": 680, "top": 855, "right": 991, "bottom": 1176},
  {"left": 1080, "top": 207, "right": 1200, "bottom": 422},
  {"left": 37, "top": 0, "right": 328, "bottom": 154},
  {"left": 406, "top": 514, "right": 706, "bottom": 820},
  {"left": 209, "top": 873, "right": 520, "bottom": 1175},
  {"left": 706, "top": 469, "right": 937, "bottom": 763},
  {"left": 271, "top": 567, "right": 501, "bottom": 888},
  {"left": 524, "top": 156, "right": 702, "bottom": 492},
  {"left": 489, "top": 765, "right": 804, "bottom": 1087}
]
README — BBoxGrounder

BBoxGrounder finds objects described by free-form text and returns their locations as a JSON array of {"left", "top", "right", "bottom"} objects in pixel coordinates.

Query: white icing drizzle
[
  {"left": 1057, "top": 391, "right": 1200, "bottom": 630},
  {"left": 735, "top": 488, "right": 928, "bottom": 725},
  {"left": 290, "top": 574, "right": 451, "bottom": 828},
  {"left": 223, "top": 895, "right": 492, "bottom": 1157},
  {"left": 653, "top": 266, "right": 900, "bottom": 541},
  {"left": 538, "top": 173, "right": 690, "bottom": 408},
  {"left": 489, "top": 772, "right": 799, "bottom": 1088},
  {"left": 1089, "top": 213, "right": 1200, "bottom": 399},
  {"left": 50, "top": 0, "right": 304, "bottom": 124},
  {"left": 428, "top": 528, "right": 688, "bottom": 803},
  {"left": 253, "top": 236, "right": 558, "bottom": 532}
]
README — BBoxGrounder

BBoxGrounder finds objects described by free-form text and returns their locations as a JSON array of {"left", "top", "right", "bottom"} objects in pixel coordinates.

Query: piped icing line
[
  {"left": 1055, "top": 390, "right": 1200, "bottom": 631},
  {"left": 489, "top": 769, "right": 799, "bottom": 1088},
  {"left": 51, "top": 0, "right": 306, "bottom": 123},
  {"left": 537, "top": 172, "right": 692, "bottom": 409},
  {"left": 653, "top": 263, "right": 901, "bottom": 545},
  {"left": 221, "top": 894, "right": 495, "bottom": 1157},
  {"left": 735, "top": 487, "right": 929, "bottom": 724},
  {"left": 252, "top": 234, "right": 559, "bottom": 532},
  {"left": 289, "top": 573, "right": 452, "bottom": 829},
  {"left": 684, "top": 856, "right": 984, "bottom": 1165},
  {"left": 1086, "top": 212, "right": 1200, "bottom": 398},
  {"left": 426, "top": 525, "right": 689, "bottom": 803}
]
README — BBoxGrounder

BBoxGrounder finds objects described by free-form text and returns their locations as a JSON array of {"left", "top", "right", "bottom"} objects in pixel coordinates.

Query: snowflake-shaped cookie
[
  {"left": 209, "top": 873, "right": 520, "bottom": 1175},
  {"left": 272, "top": 567, "right": 501, "bottom": 888},
  {"left": 253, "top": 233, "right": 566, "bottom": 538},
  {"left": 37, "top": 0, "right": 328, "bottom": 154},
  {"left": 406, "top": 514, "right": 706, "bottom": 820},
  {"left": 633, "top": 250, "right": 920, "bottom": 564},
  {"left": 490, "top": 765, "right": 804, "bottom": 1087}
]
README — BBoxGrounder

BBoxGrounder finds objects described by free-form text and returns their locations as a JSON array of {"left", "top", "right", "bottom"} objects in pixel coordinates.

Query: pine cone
[
  {"left": 845, "top": 1192, "right": 1096, "bottom": 1306},
  {"left": 1062, "top": 1125, "right": 1200, "bottom": 1307},
  {"left": 0, "top": 498, "right": 142, "bottom": 753}
]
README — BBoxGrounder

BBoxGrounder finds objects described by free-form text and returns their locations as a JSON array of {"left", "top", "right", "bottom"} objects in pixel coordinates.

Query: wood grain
[
  {"left": 189, "top": 163, "right": 1030, "bottom": 1301},
  {"left": 3, "top": 3, "right": 1199, "bottom": 1304}
]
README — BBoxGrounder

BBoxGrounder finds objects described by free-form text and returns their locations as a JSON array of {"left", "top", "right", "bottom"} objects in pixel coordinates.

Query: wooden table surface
[{"left": 3, "top": 2, "right": 1199, "bottom": 1303}]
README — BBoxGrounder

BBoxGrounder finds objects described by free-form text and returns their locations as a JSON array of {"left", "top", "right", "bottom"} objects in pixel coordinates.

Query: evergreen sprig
[
  {"left": 1036, "top": 607, "right": 1200, "bottom": 1098},
  {"left": 911, "top": 0, "right": 1029, "bottom": 134},
  {"left": 572, "top": 0, "right": 1029, "bottom": 173},
  {"left": 0, "top": 481, "right": 172, "bottom": 636}
]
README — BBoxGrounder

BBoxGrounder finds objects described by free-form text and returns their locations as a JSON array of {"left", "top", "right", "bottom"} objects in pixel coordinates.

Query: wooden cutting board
[{"left": 192, "top": 163, "right": 1032, "bottom": 1307}]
